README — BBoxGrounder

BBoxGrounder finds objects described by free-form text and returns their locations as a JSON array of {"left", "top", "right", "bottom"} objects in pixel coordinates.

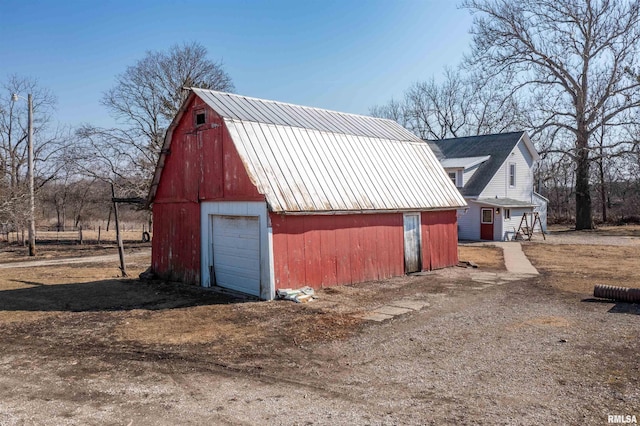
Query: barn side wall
[
  {"left": 270, "top": 210, "right": 459, "bottom": 290},
  {"left": 421, "top": 210, "right": 459, "bottom": 269},
  {"left": 270, "top": 213, "right": 405, "bottom": 289},
  {"left": 152, "top": 202, "right": 201, "bottom": 284},
  {"left": 152, "top": 96, "right": 265, "bottom": 284}
]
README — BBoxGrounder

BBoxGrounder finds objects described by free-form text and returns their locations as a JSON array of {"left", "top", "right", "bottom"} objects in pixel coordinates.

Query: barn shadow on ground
[
  {"left": 582, "top": 298, "right": 640, "bottom": 315},
  {"left": 0, "top": 279, "right": 251, "bottom": 312}
]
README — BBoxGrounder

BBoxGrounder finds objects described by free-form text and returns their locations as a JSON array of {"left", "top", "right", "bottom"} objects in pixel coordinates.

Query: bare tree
[
  {"left": 0, "top": 75, "right": 68, "bottom": 232},
  {"left": 73, "top": 125, "right": 148, "bottom": 197},
  {"left": 369, "top": 98, "right": 407, "bottom": 128},
  {"left": 0, "top": 75, "right": 56, "bottom": 189},
  {"left": 100, "top": 41, "right": 234, "bottom": 193},
  {"left": 463, "top": 0, "right": 640, "bottom": 229},
  {"left": 371, "top": 69, "right": 527, "bottom": 140}
]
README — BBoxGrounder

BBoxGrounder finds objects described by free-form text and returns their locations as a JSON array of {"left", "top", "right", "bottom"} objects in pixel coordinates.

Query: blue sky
[{"left": 0, "top": 0, "right": 473, "bottom": 128}]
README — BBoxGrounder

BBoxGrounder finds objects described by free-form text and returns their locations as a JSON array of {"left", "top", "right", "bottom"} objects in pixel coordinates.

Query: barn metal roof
[
  {"left": 192, "top": 88, "right": 419, "bottom": 141},
  {"left": 150, "top": 89, "right": 467, "bottom": 213}
]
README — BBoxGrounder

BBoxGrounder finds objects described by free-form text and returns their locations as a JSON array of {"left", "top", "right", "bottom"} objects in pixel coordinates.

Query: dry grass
[
  {"left": 523, "top": 243, "right": 640, "bottom": 294},
  {"left": 549, "top": 224, "right": 640, "bottom": 237},
  {"left": 0, "top": 230, "right": 149, "bottom": 245},
  {"left": 0, "top": 243, "right": 504, "bottom": 354},
  {"left": 0, "top": 242, "right": 149, "bottom": 263},
  {"left": 458, "top": 245, "right": 505, "bottom": 270},
  {"left": 0, "top": 252, "right": 149, "bottom": 326}
]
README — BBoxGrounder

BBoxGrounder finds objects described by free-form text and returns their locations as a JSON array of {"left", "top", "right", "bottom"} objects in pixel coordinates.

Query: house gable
[
  {"left": 430, "top": 131, "right": 527, "bottom": 197},
  {"left": 479, "top": 136, "right": 536, "bottom": 200}
]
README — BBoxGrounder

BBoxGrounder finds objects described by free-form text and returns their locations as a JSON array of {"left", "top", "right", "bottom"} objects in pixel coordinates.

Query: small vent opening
[{"left": 196, "top": 112, "right": 206, "bottom": 126}]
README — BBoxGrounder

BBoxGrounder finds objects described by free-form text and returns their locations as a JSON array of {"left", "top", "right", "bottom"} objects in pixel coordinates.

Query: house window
[
  {"left": 509, "top": 163, "right": 516, "bottom": 187},
  {"left": 504, "top": 208, "right": 511, "bottom": 220},
  {"left": 448, "top": 172, "right": 457, "bottom": 186},
  {"left": 195, "top": 110, "right": 206, "bottom": 126},
  {"left": 481, "top": 208, "right": 493, "bottom": 224}
]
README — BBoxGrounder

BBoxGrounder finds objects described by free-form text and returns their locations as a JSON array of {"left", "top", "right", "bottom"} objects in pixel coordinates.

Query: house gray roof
[
  {"left": 473, "top": 197, "right": 536, "bottom": 208},
  {"left": 429, "top": 132, "right": 528, "bottom": 197},
  {"left": 149, "top": 89, "right": 467, "bottom": 213},
  {"left": 425, "top": 140, "right": 444, "bottom": 160}
]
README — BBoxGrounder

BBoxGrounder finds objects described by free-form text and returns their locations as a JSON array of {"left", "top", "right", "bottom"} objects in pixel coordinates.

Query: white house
[{"left": 428, "top": 131, "right": 548, "bottom": 241}]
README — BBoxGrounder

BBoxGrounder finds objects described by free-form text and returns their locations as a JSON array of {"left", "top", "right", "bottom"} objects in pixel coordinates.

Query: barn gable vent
[{"left": 195, "top": 110, "right": 206, "bottom": 126}]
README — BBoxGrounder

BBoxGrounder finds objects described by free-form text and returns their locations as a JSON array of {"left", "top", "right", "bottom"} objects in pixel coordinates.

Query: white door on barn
[
  {"left": 403, "top": 213, "right": 422, "bottom": 273},
  {"left": 211, "top": 215, "right": 261, "bottom": 296}
]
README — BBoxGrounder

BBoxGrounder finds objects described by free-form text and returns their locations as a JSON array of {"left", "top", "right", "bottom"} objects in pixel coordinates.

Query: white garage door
[{"left": 211, "top": 215, "right": 260, "bottom": 296}]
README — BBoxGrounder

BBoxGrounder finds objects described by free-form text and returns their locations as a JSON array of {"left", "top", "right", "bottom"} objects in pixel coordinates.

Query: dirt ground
[
  {"left": 0, "top": 242, "right": 150, "bottom": 263},
  {"left": 0, "top": 232, "right": 638, "bottom": 425}
]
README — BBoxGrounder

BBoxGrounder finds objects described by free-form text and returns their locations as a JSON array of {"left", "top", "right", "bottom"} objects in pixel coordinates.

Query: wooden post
[
  {"left": 111, "top": 184, "right": 127, "bottom": 277},
  {"left": 98, "top": 226, "right": 101, "bottom": 244}
]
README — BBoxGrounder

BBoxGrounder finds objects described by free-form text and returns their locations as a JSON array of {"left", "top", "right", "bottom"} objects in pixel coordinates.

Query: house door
[
  {"left": 480, "top": 208, "right": 494, "bottom": 240},
  {"left": 403, "top": 213, "right": 422, "bottom": 273},
  {"left": 210, "top": 215, "right": 261, "bottom": 296}
]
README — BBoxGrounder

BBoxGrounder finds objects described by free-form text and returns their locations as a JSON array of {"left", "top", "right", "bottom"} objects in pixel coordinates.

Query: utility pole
[{"left": 27, "top": 94, "right": 36, "bottom": 256}]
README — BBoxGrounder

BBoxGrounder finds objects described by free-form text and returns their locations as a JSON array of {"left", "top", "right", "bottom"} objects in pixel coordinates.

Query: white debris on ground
[{"left": 276, "top": 287, "right": 317, "bottom": 303}]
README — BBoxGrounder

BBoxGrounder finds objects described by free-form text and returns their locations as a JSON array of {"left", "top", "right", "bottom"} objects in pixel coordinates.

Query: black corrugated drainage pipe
[{"left": 594, "top": 284, "right": 640, "bottom": 303}]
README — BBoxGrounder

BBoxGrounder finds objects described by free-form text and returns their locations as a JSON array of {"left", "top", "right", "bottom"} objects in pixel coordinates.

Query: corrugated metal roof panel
[
  {"left": 191, "top": 88, "right": 418, "bottom": 141},
  {"left": 225, "top": 119, "right": 467, "bottom": 213}
]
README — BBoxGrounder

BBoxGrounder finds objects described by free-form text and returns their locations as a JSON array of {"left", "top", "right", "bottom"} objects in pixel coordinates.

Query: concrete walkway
[
  {"left": 492, "top": 241, "right": 539, "bottom": 275},
  {"left": 362, "top": 241, "right": 538, "bottom": 322}
]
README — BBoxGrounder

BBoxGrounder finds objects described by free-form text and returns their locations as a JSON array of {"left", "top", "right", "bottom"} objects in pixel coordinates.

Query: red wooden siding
[
  {"left": 421, "top": 210, "right": 459, "bottom": 270},
  {"left": 151, "top": 202, "right": 201, "bottom": 284},
  {"left": 270, "top": 213, "right": 406, "bottom": 290},
  {"left": 152, "top": 97, "right": 265, "bottom": 284},
  {"left": 155, "top": 96, "right": 262, "bottom": 203}
]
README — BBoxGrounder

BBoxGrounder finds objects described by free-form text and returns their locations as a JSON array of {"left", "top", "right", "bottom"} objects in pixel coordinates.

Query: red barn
[{"left": 148, "top": 89, "right": 467, "bottom": 299}]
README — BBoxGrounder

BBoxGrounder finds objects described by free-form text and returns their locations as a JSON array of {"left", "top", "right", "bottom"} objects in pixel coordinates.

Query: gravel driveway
[{"left": 0, "top": 267, "right": 637, "bottom": 425}]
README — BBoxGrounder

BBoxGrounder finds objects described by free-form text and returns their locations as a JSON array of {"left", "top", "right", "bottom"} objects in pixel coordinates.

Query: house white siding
[
  {"left": 457, "top": 204, "right": 481, "bottom": 240},
  {"left": 499, "top": 208, "right": 529, "bottom": 240},
  {"left": 533, "top": 192, "right": 548, "bottom": 231},
  {"left": 480, "top": 141, "right": 535, "bottom": 202}
]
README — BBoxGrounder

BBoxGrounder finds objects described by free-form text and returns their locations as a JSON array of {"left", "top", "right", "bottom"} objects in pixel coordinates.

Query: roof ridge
[
  {"left": 189, "top": 87, "right": 399, "bottom": 126},
  {"left": 427, "top": 130, "right": 525, "bottom": 143}
]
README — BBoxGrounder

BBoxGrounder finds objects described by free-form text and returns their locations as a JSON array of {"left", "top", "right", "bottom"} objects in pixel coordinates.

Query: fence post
[
  {"left": 79, "top": 226, "right": 83, "bottom": 245},
  {"left": 98, "top": 226, "right": 101, "bottom": 244}
]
